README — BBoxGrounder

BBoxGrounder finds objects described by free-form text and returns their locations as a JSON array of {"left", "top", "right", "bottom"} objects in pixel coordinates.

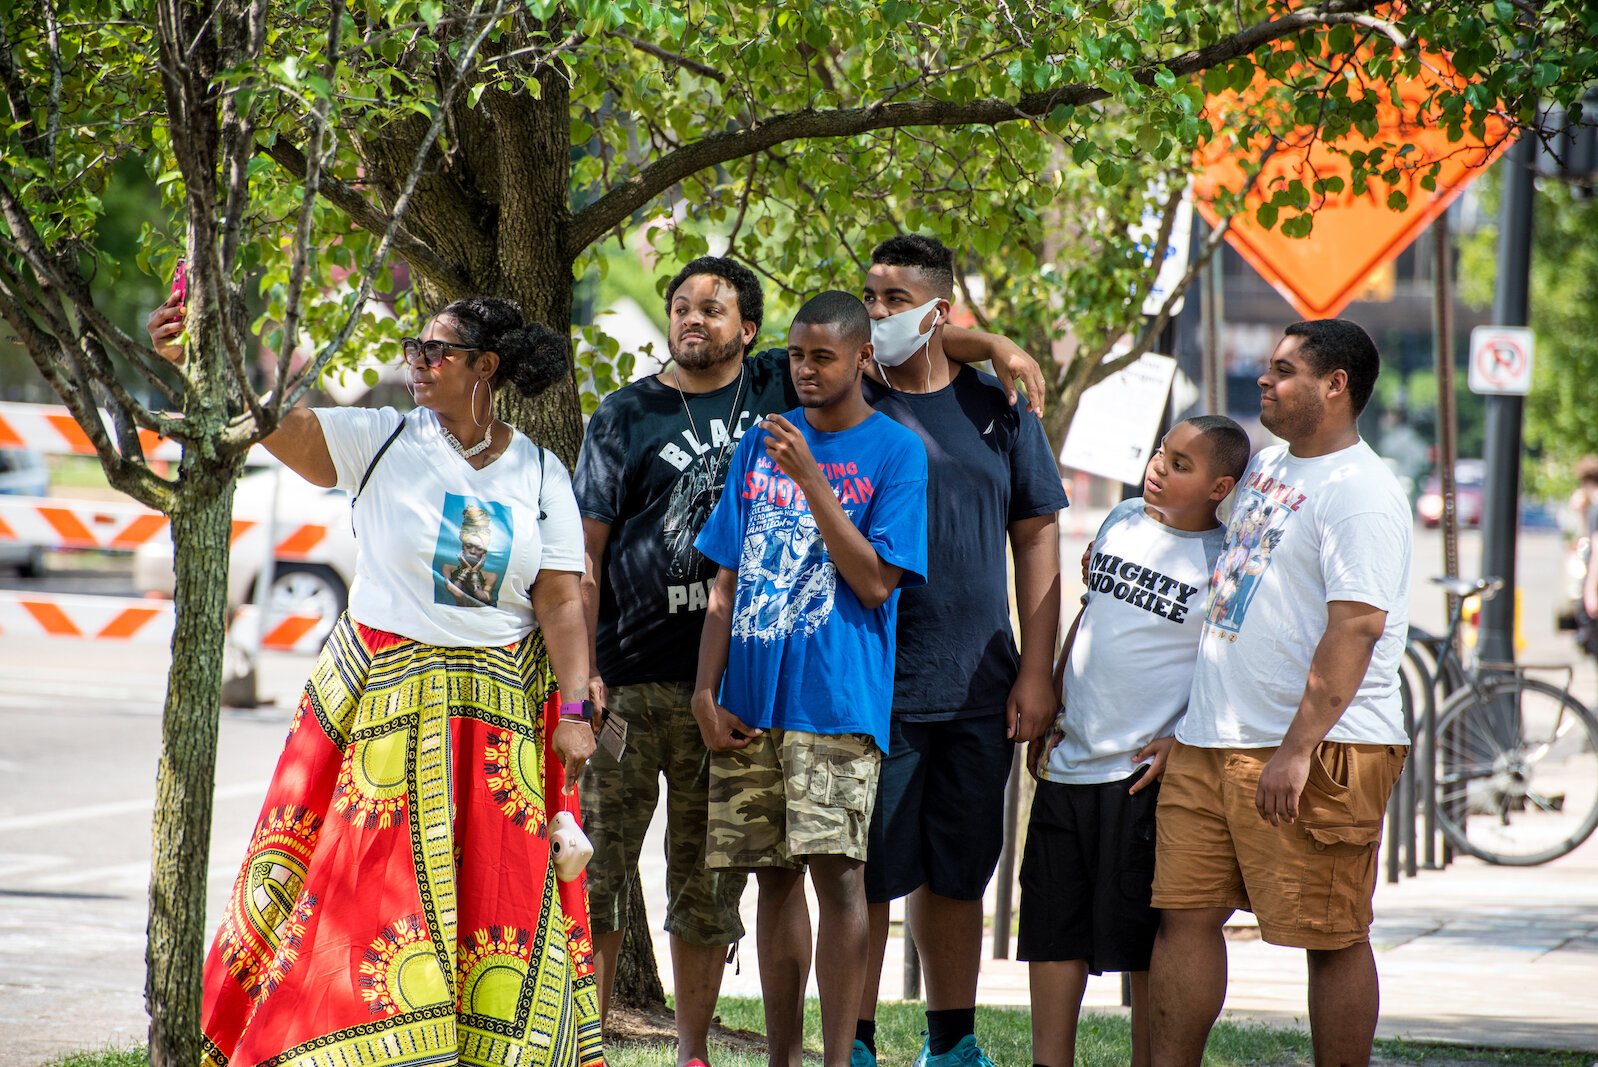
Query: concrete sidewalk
[{"left": 639, "top": 812, "right": 1598, "bottom": 1054}]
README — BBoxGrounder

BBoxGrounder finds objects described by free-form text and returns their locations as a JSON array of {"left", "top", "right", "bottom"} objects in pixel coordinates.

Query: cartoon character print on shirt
[
  {"left": 431, "top": 493, "right": 514, "bottom": 608},
  {"left": 728, "top": 450, "right": 879, "bottom": 643},
  {"left": 734, "top": 506, "right": 835, "bottom": 641},
  {"left": 1204, "top": 470, "right": 1307, "bottom": 633}
]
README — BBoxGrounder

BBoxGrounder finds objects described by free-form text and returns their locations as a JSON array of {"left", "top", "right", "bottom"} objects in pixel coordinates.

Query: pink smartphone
[{"left": 171, "top": 258, "right": 187, "bottom": 305}]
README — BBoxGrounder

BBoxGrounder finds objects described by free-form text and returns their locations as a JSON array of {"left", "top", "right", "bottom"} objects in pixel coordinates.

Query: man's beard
[
  {"left": 669, "top": 331, "right": 745, "bottom": 371},
  {"left": 1261, "top": 392, "right": 1324, "bottom": 442}
]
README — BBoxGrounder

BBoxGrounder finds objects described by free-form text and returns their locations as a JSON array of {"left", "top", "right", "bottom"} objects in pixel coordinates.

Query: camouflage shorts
[
  {"left": 579, "top": 681, "right": 746, "bottom": 946},
  {"left": 707, "top": 728, "right": 882, "bottom": 868}
]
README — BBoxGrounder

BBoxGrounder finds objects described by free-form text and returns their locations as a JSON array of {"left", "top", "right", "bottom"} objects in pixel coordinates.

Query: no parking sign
[{"left": 1468, "top": 326, "right": 1535, "bottom": 396}]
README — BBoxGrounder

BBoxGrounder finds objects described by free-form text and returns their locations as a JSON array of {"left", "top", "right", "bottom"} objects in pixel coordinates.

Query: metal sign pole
[
  {"left": 1479, "top": 138, "right": 1536, "bottom": 739},
  {"left": 1428, "top": 209, "right": 1459, "bottom": 869}
]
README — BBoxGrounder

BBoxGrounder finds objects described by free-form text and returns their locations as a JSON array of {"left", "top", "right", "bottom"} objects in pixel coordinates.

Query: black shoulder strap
[
  {"left": 536, "top": 444, "right": 548, "bottom": 521},
  {"left": 350, "top": 414, "right": 406, "bottom": 536}
]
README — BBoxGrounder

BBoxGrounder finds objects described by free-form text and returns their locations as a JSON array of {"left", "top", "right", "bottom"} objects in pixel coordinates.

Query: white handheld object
[{"left": 550, "top": 810, "right": 594, "bottom": 882}]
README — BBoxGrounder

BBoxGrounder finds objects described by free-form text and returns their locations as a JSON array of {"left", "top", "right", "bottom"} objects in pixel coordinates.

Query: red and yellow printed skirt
[{"left": 201, "top": 616, "right": 604, "bottom": 1067}]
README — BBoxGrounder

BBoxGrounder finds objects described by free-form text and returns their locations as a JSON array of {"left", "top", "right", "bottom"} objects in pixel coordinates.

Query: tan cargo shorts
[
  {"left": 707, "top": 728, "right": 881, "bottom": 869},
  {"left": 1152, "top": 739, "right": 1407, "bottom": 950}
]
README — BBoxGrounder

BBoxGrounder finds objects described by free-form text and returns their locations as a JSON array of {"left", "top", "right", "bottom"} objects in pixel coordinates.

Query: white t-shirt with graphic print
[
  {"left": 1044, "top": 498, "right": 1225, "bottom": 785},
  {"left": 1180, "top": 439, "right": 1412, "bottom": 748},
  {"left": 313, "top": 406, "right": 584, "bottom": 648}
]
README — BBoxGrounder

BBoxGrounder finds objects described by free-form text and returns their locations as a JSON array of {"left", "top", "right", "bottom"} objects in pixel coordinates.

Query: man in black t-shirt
[
  {"left": 852, "top": 235, "right": 1067, "bottom": 1067},
  {"left": 574, "top": 255, "right": 1045, "bottom": 1067}
]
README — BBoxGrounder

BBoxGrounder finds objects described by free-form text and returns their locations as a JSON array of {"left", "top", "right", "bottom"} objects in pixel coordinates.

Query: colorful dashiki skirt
[{"left": 201, "top": 616, "right": 604, "bottom": 1067}]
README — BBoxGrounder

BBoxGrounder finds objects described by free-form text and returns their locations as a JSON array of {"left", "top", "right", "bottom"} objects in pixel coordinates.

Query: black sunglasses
[{"left": 400, "top": 337, "right": 481, "bottom": 369}]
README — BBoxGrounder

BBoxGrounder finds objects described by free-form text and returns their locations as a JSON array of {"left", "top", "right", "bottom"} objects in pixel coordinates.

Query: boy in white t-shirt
[{"left": 1018, "top": 415, "right": 1249, "bottom": 1067}]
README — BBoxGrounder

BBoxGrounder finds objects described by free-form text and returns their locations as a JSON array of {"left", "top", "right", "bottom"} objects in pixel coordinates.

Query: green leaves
[{"left": 10, "top": 0, "right": 1598, "bottom": 435}]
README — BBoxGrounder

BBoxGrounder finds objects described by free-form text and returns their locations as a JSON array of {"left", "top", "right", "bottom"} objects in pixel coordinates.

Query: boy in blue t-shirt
[{"left": 694, "top": 290, "right": 929, "bottom": 1067}]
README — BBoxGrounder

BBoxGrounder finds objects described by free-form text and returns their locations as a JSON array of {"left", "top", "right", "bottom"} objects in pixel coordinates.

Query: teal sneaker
[
  {"left": 850, "top": 1039, "right": 877, "bottom": 1067},
  {"left": 916, "top": 1034, "right": 996, "bottom": 1067}
]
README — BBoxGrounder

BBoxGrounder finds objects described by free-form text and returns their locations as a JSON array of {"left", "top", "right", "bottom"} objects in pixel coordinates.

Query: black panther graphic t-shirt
[{"left": 574, "top": 350, "right": 796, "bottom": 685}]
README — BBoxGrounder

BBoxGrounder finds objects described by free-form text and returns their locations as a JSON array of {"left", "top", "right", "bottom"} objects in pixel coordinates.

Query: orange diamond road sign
[{"left": 1193, "top": 53, "right": 1512, "bottom": 320}]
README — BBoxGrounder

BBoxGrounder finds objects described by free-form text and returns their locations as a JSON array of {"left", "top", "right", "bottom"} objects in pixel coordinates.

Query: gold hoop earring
[{"left": 472, "top": 379, "right": 492, "bottom": 429}]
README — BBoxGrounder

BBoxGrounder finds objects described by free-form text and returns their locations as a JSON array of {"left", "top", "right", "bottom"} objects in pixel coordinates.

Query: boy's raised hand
[
  {"left": 1128, "top": 735, "right": 1176, "bottom": 795},
  {"left": 760, "top": 414, "right": 819, "bottom": 486}
]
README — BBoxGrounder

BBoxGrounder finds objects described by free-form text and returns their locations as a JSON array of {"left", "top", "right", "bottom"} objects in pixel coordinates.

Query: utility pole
[{"left": 1477, "top": 137, "right": 1536, "bottom": 674}]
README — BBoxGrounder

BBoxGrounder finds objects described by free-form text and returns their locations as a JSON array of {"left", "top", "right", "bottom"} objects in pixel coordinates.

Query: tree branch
[
  {"left": 607, "top": 30, "right": 725, "bottom": 83},
  {"left": 725, "top": 151, "right": 759, "bottom": 253},
  {"left": 279, "top": 0, "right": 512, "bottom": 410},
  {"left": 1062, "top": 142, "right": 1277, "bottom": 395},
  {"left": 566, "top": 0, "right": 1382, "bottom": 257},
  {"left": 0, "top": 267, "right": 173, "bottom": 509},
  {"left": 0, "top": 14, "right": 43, "bottom": 157},
  {"left": 1089, "top": 210, "right": 1233, "bottom": 391},
  {"left": 258, "top": 138, "right": 472, "bottom": 293},
  {"left": 271, "top": 0, "right": 340, "bottom": 415}
]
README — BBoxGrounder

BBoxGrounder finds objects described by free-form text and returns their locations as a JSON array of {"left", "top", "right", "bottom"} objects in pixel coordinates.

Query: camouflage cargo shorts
[
  {"left": 707, "top": 728, "right": 882, "bottom": 868},
  {"left": 579, "top": 681, "right": 746, "bottom": 946}
]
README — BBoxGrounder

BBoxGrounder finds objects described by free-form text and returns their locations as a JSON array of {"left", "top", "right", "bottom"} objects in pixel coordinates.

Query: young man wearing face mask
[
  {"left": 574, "top": 255, "right": 1048, "bottom": 1067},
  {"left": 852, "top": 235, "right": 1068, "bottom": 1067}
]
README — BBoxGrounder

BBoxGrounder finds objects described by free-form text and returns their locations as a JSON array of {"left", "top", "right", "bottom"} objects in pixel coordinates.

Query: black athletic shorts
[
  {"left": 863, "top": 713, "right": 1015, "bottom": 903},
  {"left": 1016, "top": 772, "right": 1160, "bottom": 974}
]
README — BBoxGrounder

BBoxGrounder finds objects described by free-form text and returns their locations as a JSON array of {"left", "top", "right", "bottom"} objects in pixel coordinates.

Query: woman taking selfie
[{"left": 147, "top": 294, "right": 603, "bottom": 1067}]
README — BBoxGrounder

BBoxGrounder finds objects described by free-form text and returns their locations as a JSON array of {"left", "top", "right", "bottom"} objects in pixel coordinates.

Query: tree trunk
[
  {"left": 612, "top": 872, "right": 668, "bottom": 1009},
  {"left": 146, "top": 464, "right": 241, "bottom": 1067},
  {"left": 483, "top": 66, "right": 584, "bottom": 469}
]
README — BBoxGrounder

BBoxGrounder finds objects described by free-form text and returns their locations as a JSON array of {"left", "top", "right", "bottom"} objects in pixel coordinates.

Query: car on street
[
  {"left": 1417, "top": 459, "right": 1486, "bottom": 528},
  {"left": 0, "top": 447, "right": 49, "bottom": 576},
  {"left": 134, "top": 466, "right": 355, "bottom": 635}
]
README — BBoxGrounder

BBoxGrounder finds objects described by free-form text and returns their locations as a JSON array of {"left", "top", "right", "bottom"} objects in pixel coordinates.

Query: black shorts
[
  {"left": 1017, "top": 772, "right": 1160, "bottom": 974},
  {"left": 864, "top": 713, "right": 1015, "bottom": 903}
]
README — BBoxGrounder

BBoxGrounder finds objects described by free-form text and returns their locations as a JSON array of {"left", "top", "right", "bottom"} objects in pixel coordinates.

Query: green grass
[
  {"left": 46, "top": 455, "right": 114, "bottom": 490},
  {"left": 43, "top": 1049, "right": 147, "bottom": 1067},
  {"left": 46, "top": 1001, "right": 1596, "bottom": 1067}
]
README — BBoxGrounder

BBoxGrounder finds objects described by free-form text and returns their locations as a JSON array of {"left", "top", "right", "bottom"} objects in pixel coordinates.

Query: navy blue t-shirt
[
  {"left": 695, "top": 408, "right": 928, "bottom": 751},
  {"left": 863, "top": 367, "right": 1068, "bottom": 720}
]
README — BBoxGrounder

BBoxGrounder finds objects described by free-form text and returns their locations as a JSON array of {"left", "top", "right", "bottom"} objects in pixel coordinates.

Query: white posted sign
[
  {"left": 1059, "top": 352, "right": 1179, "bottom": 485},
  {"left": 1468, "top": 326, "right": 1535, "bottom": 396}
]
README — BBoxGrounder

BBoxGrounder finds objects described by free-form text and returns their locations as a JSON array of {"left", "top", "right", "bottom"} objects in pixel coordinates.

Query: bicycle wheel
[{"left": 1434, "top": 677, "right": 1598, "bottom": 865}]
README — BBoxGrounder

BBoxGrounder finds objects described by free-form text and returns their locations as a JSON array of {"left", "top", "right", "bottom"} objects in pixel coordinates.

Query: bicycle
[{"left": 1405, "top": 576, "right": 1598, "bottom": 866}]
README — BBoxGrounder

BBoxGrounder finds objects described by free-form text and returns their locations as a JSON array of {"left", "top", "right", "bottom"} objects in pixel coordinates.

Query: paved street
[{"left": 1, "top": 525, "right": 1595, "bottom": 1063}]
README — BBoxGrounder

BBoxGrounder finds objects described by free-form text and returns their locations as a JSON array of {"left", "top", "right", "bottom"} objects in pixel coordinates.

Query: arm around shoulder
[{"left": 941, "top": 324, "right": 1045, "bottom": 416}]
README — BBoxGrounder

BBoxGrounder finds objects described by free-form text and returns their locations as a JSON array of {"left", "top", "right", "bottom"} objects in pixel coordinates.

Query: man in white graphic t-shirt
[{"left": 1148, "top": 319, "right": 1412, "bottom": 1067}]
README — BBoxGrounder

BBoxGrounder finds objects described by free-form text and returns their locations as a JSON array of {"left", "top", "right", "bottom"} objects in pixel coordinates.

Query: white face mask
[{"left": 870, "top": 298, "right": 943, "bottom": 368}]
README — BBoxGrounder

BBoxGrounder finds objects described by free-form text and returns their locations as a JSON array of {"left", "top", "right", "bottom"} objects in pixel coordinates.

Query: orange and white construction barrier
[
  {"left": 0, "top": 496, "right": 170, "bottom": 551},
  {"left": 0, "top": 591, "right": 326, "bottom": 652},
  {"left": 0, "top": 589, "right": 173, "bottom": 642},
  {"left": 0, "top": 400, "right": 270, "bottom": 463},
  {"left": 0, "top": 496, "right": 331, "bottom": 557},
  {"left": 0, "top": 401, "right": 183, "bottom": 461}
]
